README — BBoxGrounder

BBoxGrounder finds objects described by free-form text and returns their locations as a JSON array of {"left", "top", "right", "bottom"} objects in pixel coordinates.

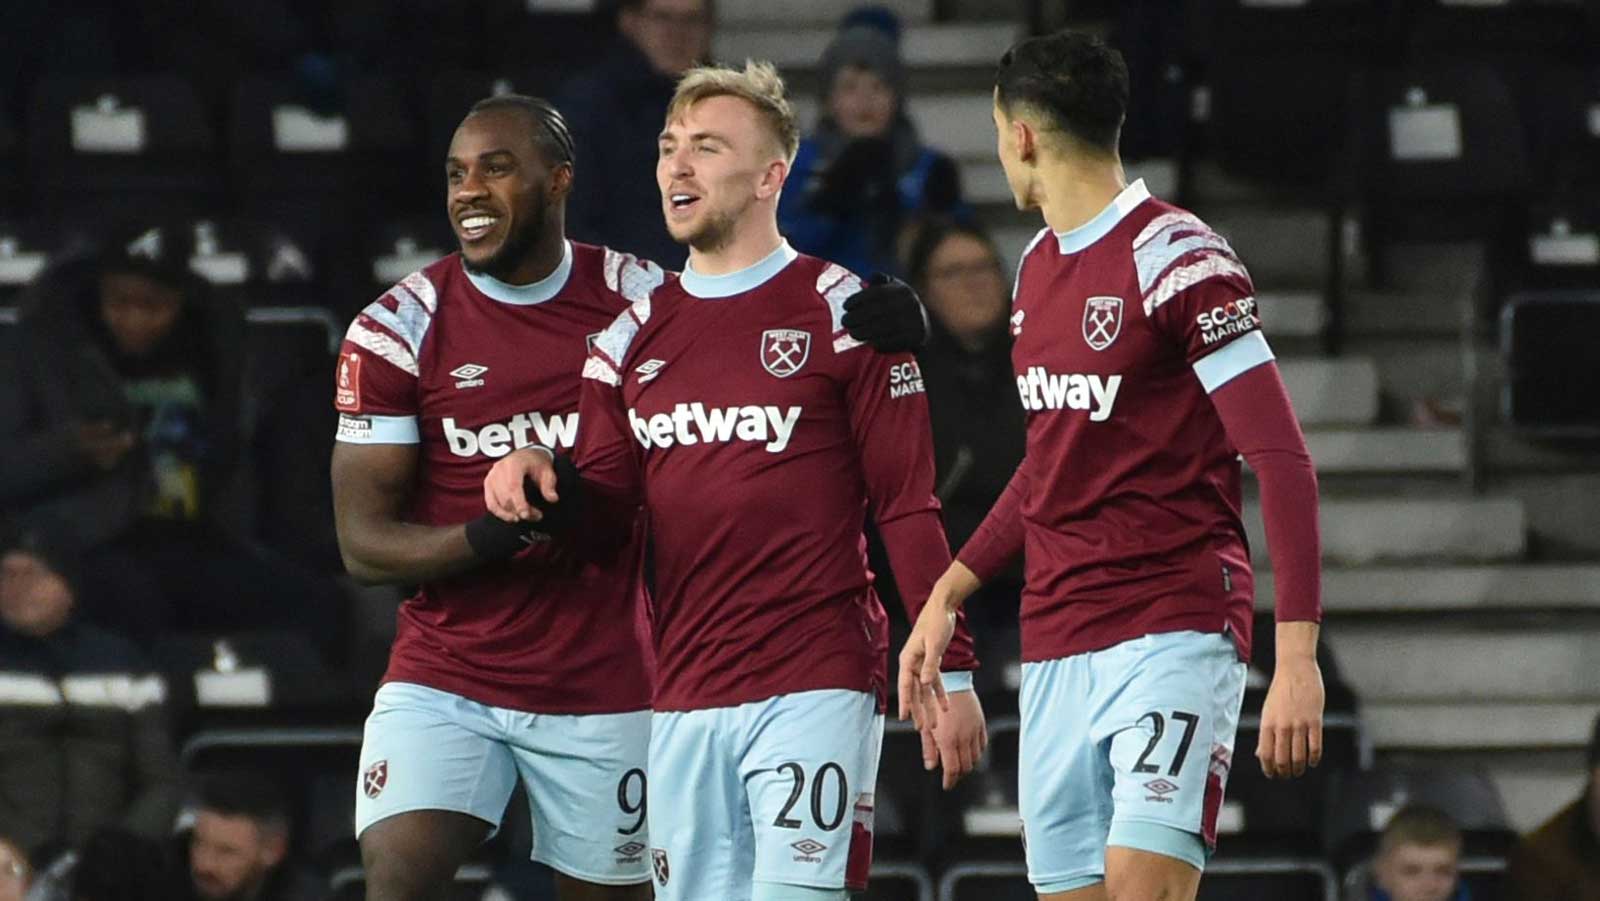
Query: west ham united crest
[
  {"left": 1082, "top": 296, "right": 1124, "bottom": 351},
  {"left": 761, "top": 329, "right": 811, "bottom": 378},
  {"left": 651, "top": 849, "right": 670, "bottom": 886},
  {"left": 363, "top": 760, "right": 388, "bottom": 799}
]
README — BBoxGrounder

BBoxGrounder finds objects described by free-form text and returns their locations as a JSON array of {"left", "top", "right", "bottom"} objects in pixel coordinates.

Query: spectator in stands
[
  {"left": 0, "top": 223, "right": 346, "bottom": 659},
  {"left": 0, "top": 523, "right": 182, "bottom": 857},
  {"left": 778, "top": 10, "right": 966, "bottom": 277},
  {"left": 560, "top": 0, "right": 713, "bottom": 269},
  {"left": 1505, "top": 710, "right": 1600, "bottom": 898},
  {"left": 184, "top": 772, "right": 325, "bottom": 901},
  {"left": 0, "top": 837, "right": 28, "bottom": 901},
  {"left": 904, "top": 218, "right": 1023, "bottom": 567},
  {"left": 1353, "top": 805, "right": 1470, "bottom": 901}
]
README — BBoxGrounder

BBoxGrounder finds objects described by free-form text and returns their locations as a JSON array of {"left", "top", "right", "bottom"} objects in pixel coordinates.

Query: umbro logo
[
  {"left": 636, "top": 359, "right": 667, "bottom": 383},
  {"left": 1144, "top": 778, "right": 1180, "bottom": 803},
  {"left": 450, "top": 363, "right": 488, "bottom": 389},
  {"left": 790, "top": 838, "right": 827, "bottom": 863}
]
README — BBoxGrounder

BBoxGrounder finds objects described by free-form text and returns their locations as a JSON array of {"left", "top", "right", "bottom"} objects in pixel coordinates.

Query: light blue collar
[
  {"left": 1054, "top": 179, "right": 1151, "bottom": 254},
  {"left": 680, "top": 241, "right": 798, "bottom": 299},
  {"left": 463, "top": 240, "right": 573, "bottom": 305}
]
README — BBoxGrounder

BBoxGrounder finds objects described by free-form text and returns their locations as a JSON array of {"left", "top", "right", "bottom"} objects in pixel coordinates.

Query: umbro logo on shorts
[{"left": 1143, "top": 778, "right": 1180, "bottom": 802}]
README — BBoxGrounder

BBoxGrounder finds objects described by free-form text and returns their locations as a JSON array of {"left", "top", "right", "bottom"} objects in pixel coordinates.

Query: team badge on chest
[
  {"left": 761, "top": 329, "right": 811, "bottom": 378},
  {"left": 1082, "top": 296, "right": 1124, "bottom": 351}
]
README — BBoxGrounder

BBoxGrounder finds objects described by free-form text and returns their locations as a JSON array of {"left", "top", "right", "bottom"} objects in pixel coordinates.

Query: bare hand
[
  {"left": 73, "top": 421, "right": 135, "bottom": 471},
  {"left": 927, "top": 690, "right": 987, "bottom": 790},
  {"left": 897, "top": 585, "right": 957, "bottom": 732},
  {"left": 482, "top": 447, "right": 557, "bottom": 523},
  {"left": 1257, "top": 654, "right": 1325, "bottom": 779}
]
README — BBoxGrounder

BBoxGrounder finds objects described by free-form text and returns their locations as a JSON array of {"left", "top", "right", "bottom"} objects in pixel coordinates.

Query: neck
[
  {"left": 490, "top": 219, "right": 566, "bottom": 286},
  {"left": 688, "top": 211, "right": 783, "bottom": 276},
  {"left": 1033, "top": 153, "right": 1126, "bottom": 236}
]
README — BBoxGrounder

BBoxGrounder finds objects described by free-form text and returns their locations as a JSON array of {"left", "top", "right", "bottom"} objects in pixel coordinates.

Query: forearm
[
  {"left": 954, "top": 466, "right": 1027, "bottom": 584},
  {"left": 337, "top": 517, "right": 479, "bottom": 585},
  {"left": 879, "top": 510, "right": 978, "bottom": 672},
  {"left": 1209, "top": 362, "right": 1322, "bottom": 623}
]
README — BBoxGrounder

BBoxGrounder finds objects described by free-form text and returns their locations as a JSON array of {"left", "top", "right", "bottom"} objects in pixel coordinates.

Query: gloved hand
[
  {"left": 842, "top": 273, "right": 929, "bottom": 353},
  {"left": 813, "top": 137, "right": 895, "bottom": 215}
]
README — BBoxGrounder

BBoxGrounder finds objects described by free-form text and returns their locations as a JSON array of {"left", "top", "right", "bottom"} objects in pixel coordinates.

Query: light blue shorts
[
  {"left": 646, "top": 689, "right": 884, "bottom": 901},
  {"left": 354, "top": 681, "right": 652, "bottom": 885},
  {"left": 1019, "top": 630, "right": 1247, "bottom": 892}
]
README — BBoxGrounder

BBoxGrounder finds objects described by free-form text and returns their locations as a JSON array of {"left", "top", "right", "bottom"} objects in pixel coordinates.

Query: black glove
[
  {"left": 813, "top": 137, "right": 895, "bottom": 215},
  {"left": 841, "top": 273, "right": 930, "bottom": 353}
]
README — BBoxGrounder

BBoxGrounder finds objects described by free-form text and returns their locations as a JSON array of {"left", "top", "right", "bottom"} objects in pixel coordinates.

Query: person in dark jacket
[
  {"left": 0, "top": 525, "right": 182, "bottom": 856},
  {"left": 1505, "top": 710, "right": 1600, "bottom": 899},
  {"left": 0, "top": 223, "right": 346, "bottom": 657},
  {"left": 778, "top": 12, "right": 966, "bottom": 278},
  {"left": 558, "top": 0, "right": 713, "bottom": 269}
]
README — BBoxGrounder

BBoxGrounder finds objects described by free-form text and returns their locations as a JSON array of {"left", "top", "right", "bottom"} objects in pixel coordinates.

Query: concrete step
[
  {"left": 718, "top": 22, "right": 1018, "bottom": 73},
  {"left": 1256, "top": 564, "right": 1600, "bottom": 613},
  {"left": 1245, "top": 496, "right": 1526, "bottom": 565},
  {"left": 1279, "top": 357, "right": 1379, "bottom": 427},
  {"left": 1260, "top": 290, "right": 1326, "bottom": 338},
  {"left": 1300, "top": 428, "right": 1465, "bottom": 474},
  {"left": 1334, "top": 627, "right": 1600, "bottom": 702},
  {"left": 1365, "top": 701, "right": 1600, "bottom": 750},
  {"left": 715, "top": 0, "right": 931, "bottom": 25}
]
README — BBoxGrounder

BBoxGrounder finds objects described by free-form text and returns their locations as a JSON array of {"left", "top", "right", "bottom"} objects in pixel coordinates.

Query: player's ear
[
  {"left": 756, "top": 158, "right": 788, "bottom": 202},
  {"left": 547, "top": 162, "right": 574, "bottom": 203}
]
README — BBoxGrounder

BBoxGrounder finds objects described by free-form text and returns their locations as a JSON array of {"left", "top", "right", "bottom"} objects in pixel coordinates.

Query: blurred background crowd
[{"left": 2, "top": 0, "right": 1600, "bottom": 899}]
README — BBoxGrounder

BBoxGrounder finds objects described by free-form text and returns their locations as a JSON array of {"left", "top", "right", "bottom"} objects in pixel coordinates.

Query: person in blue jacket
[{"left": 779, "top": 13, "right": 966, "bottom": 277}]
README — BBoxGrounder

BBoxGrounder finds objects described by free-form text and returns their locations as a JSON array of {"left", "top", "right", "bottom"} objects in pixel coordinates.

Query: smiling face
[
  {"left": 445, "top": 108, "right": 567, "bottom": 280},
  {"left": 657, "top": 95, "right": 787, "bottom": 253}
]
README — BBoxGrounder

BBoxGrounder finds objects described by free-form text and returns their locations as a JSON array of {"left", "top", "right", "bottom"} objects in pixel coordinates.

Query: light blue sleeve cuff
[
  {"left": 1192, "top": 329, "right": 1274, "bottom": 393},
  {"left": 335, "top": 413, "right": 419, "bottom": 444},
  {"left": 941, "top": 671, "right": 975, "bottom": 693}
]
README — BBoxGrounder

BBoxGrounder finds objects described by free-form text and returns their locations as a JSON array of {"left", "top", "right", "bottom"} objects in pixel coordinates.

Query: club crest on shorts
[
  {"left": 651, "top": 848, "right": 669, "bottom": 886},
  {"left": 1082, "top": 296, "right": 1124, "bottom": 351},
  {"left": 363, "top": 760, "right": 388, "bottom": 799},
  {"left": 761, "top": 329, "right": 811, "bottom": 378}
]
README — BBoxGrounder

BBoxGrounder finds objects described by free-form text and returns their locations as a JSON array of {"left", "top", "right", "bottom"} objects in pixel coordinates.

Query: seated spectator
[
  {"left": 1505, "top": 710, "right": 1600, "bottom": 898},
  {"left": 560, "top": 0, "right": 713, "bottom": 269},
  {"left": 183, "top": 772, "right": 325, "bottom": 901},
  {"left": 0, "top": 836, "right": 28, "bottom": 901},
  {"left": 0, "top": 223, "right": 346, "bottom": 659},
  {"left": 779, "top": 11, "right": 966, "bottom": 277},
  {"left": 1348, "top": 805, "right": 1471, "bottom": 901},
  {"left": 904, "top": 218, "right": 1023, "bottom": 561},
  {"left": 0, "top": 524, "right": 181, "bottom": 856}
]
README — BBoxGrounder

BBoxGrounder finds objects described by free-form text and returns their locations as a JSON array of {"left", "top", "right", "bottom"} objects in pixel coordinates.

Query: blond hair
[{"left": 667, "top": 60, "right": 800, "bottom": 164}]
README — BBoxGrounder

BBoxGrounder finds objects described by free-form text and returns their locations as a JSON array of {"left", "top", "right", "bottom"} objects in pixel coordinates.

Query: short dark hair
[
  {"left": 193, "top": 772, "right": 291, "bottom": 835},
  {"left": 995, "top": 29, "right": 1129, "bottom": 155},
  {"left": 905, "top": 216, "right": 1002, "bottom": 298},
  {"left": 467, "top": 94, "right": 577, "bottom": 168}
]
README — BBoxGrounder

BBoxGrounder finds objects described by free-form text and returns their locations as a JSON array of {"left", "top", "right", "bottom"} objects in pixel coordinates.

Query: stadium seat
[
  {"left": 0, "top": 219, "right": 59, "bottom": 305},
  {"left": 1203, "top": 0, "right": 1384, "bottom": 186},
  {"left": 1348, "top": 62, "right": 1529, "bottom": 284},
  {"left": 228, "top": 75, "right": 425, "bottom": 238},
  {"left": 25, "top": 75, "right": 220, "bottom": 221},
  {"left": 180, "top": 724, "right": 363, "bottom": 858},
  {"left": 1499, "top": 291, "right": 1600, "bottom": 433},
  {"left": 867, "top": 861, "right": 935, "bottom": 901},
  {"left": 1322, "top": 766, "right": 1515, "bottom": 870},
  {"left": 935, "top": 857, "right": 1339, "bottom": 901},
  {"left": 328, "top": 862, "right": 494, "bottom": 901}
]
